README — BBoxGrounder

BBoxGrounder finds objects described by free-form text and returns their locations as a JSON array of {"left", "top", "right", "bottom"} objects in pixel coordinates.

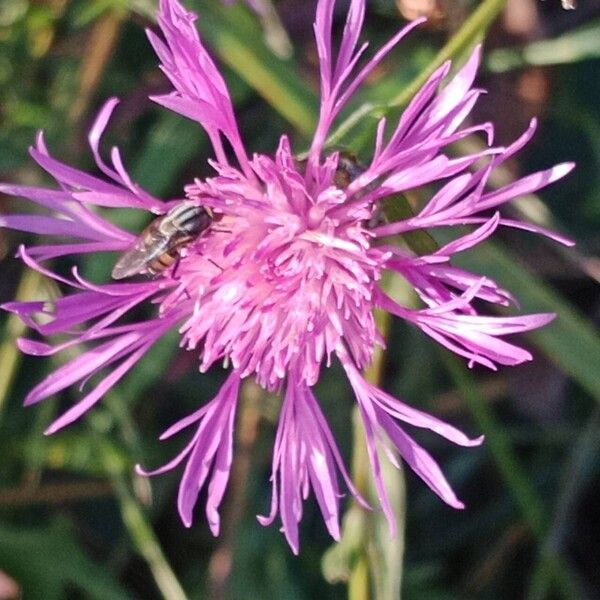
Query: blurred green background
[{"left": 1, "top": 0, "right": 599, "bottom": 598}]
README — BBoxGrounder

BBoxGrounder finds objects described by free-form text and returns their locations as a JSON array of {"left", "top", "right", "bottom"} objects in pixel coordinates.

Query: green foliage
[
  {"left": 0, "top": 518, "right": 133, "bottom": 599},
  {"left": 1, "top": 0, "right": 599, "bottom": 599}
]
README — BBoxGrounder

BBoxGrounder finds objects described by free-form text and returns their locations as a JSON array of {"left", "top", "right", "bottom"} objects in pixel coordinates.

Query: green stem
[
  {"left": 390, "top": 0, "right": 508, "bottom": 109},
  {"left": 347, "top": 309, "right": 396, "bottom": 600},
  {"left": 328, "top": 0, "right": 508, "bottom": 150},
  {"left": 110, "top": 470, "right": 189, "bottom": 600},
  {"left": 348, "top": 555, "right": 370, "bottom": 600},
  {"left": 88, "top": 408, "right": 187, "bottom": 600},
  {"left": 345, "top": 415, "right": 375, "bottom": 598}
]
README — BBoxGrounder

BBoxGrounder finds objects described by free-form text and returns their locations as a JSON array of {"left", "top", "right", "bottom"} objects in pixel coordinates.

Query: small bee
[
  {"left": 333, "top": 151, "right": 365, "bottom": 188},
  {"left": 112, "top": 202, "right": 213, "bottom": 279},
  {"left": 294, "top": 150, "right": 365, "bottom": 188}
]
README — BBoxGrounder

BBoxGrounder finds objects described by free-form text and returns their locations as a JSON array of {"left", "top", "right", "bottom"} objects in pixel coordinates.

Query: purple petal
[
  {"left": 258, "top": 379, "right": 364, "bottom": 553},
  {"left": 149, "top": 0, "right": 250, "bottom": 174},
  {"left": 24, "top": 332, "right": 144, "bottom": 405},
  {"left": 26, "top": 241, "right": 128, "bottom": 261},
  {"left": 377, "top": 409, "right": 465, "bottom": 509},
  {"left": 366, "top": 384, "right": 484, "bottom": 448},
  {"left": 44, "top": 339, "right": 156, "bottom": 434},
  {"left": 435, "top": 213, "right": 500, "bottom": 256},
  {"left": 176, "top": 373, "right": 240, "bottom": 528},
  {"left": 341, "top": 356, "right": 475, "bottom": 521},
  {"left": 478, "top": 163, "right": 575, "bottom": 212},
  {"left": 0, "top": 214, "right": 106, "bottom": 240},
  {"left": 429, "top": 45, "right": 481, "bottom": 126},
  {"left": 205, "top": 389, "right": 237, "bottom": 535}
]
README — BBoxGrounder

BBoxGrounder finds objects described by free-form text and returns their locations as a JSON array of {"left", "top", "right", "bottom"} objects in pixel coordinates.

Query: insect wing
[
  {"left": 111, "top": 204, "right": 213, "bottom": 280},
  {"left": 111, "top": 234, "right": 171, "bottom": 279}
]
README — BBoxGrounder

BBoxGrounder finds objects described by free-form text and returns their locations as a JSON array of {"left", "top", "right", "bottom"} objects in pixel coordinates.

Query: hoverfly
[{"left": 112, "top": 202, "right": 213, "bottom": 279}]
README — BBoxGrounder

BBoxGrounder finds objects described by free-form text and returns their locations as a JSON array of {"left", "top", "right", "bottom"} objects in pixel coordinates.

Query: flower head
[{"left": 1, "top": 0, "right": 573, "bottom": 552}]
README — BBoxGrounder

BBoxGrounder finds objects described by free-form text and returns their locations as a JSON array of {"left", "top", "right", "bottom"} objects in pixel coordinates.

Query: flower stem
[
  {"left": 89, "top": 398, "right": 188, "bottom": 600},
  {"left": 110, "top": 471, "right": 189, "bottom": 600},
  {"left": 348, "top": 555, "right": 370, "bottom": 600},
  {"left": 328, "top": 0, "right": 508, "bottom": 151},
  {"left": 390, "top": 0, "right": 508, "bottom": 109},
  {"left": 347, "top": 307, "right": 400, "bottom": 600}
]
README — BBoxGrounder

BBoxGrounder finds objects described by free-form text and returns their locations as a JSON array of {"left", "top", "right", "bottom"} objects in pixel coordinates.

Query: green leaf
[
  {"left": 322, "top": 504, "right": 366, "bottom": 585},
  {"left": 440, "top": 353, "right": 582, "bottom": 600},
  {"left": 441, "top": 354, "right": 547, "bottom": 536},
  {"left": 131, "top": 112, "right": 208, "bottom": 197},
  {"left": 0, "top": 518, "right": 133, "bottom": 600},
  {"left": 192, "top": 0, "right": 318, "bottom": 137},
  {"left": 486, "top": 21, "right": 600, "bottom": 73}
]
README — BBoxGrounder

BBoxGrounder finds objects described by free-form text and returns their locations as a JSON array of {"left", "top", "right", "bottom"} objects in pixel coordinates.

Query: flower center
[
  {"left": 173, "top": 145, "right": 383, "bottom": 389},
  {"left": 307, "top": 205, "right": 326, "bottom": 228}
]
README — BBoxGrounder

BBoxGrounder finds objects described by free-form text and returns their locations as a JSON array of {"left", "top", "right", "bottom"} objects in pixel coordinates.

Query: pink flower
[{"left": 0, "top": 0, "right": 573, "bottom": 553}]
